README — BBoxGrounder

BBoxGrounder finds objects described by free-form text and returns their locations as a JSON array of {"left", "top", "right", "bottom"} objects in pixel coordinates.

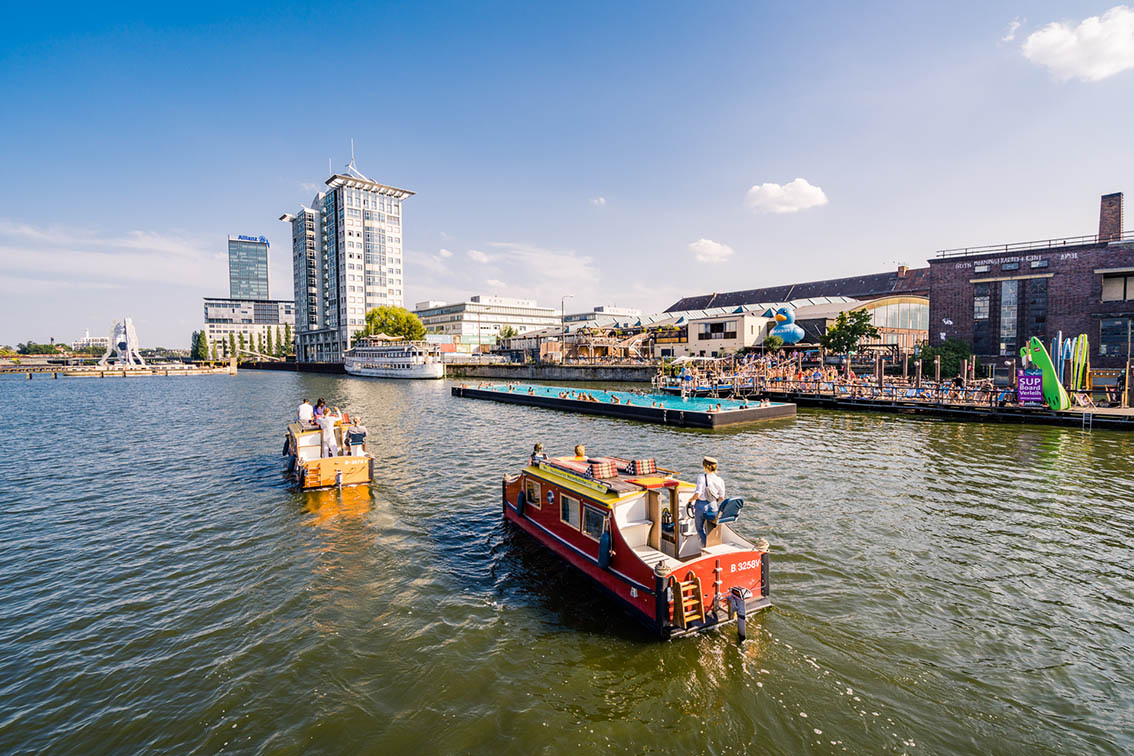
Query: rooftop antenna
[{"left": 344, "top": 138, "right": 373, "bottom": 182}]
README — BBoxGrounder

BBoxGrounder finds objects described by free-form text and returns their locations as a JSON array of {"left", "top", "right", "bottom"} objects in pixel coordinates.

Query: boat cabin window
[
  {"left": 582, "top": 505, "right": 606, "bottom": 541},
  {"left": 560, "top": 493, "right": 581, "bottom": 529},
  {"left": 525, "top": 479, "right": 541, "bottom": 510}
]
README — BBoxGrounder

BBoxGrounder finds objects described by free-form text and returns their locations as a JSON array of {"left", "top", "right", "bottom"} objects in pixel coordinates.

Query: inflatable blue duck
[{"left": 769, "top": 307, "right": 805, "bottom": 344}]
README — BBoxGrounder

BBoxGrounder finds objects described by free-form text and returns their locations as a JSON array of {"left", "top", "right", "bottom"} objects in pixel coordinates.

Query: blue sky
[{"left": 3, "top": 1, "right": 1134, "bottom": 346}]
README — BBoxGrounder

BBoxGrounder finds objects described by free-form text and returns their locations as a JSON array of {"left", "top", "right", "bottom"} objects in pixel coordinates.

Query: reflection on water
[
  {"left": 301, "top": 485, "right": 374, "bottom": 527},
  {"left": 0, "top": 371, "right": 1131, "bottom": 756}
]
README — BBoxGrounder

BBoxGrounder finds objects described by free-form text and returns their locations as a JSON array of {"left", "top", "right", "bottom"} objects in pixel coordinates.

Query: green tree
[
  {"left": 919, "top": 339, "right": 973, "bottom": 378},
  {"left": 282, "top": 324, "right": 292, "bottom": 355},
  {"left": 256, "top": 332, "right": 263, "bottom": 355},
  {"left": 499, "top": 325, "right": 518, "bottom": 339},
  {"left": 355, "top": 305, "right": 426, "bottom": 341},
  {"left": 191, "top": 330, "right": 208, "bottom": 361},
  {"left": 209, "top": 341, "right": 217, "bottom": 361},
  {"left": 266, "top": 327, "right": 274, "bottom": 355},
  {"left": 763, "top": 334, "right": 784, "bottom": 352},
  {"left": 819, "top": 309, "right": 880, "bottom": 356},
  {"left": 238, "top": 333, "right": 246, "bottom": 355},
  {"left": 228, "top": 333, "right": 237, "bottom": 357}
]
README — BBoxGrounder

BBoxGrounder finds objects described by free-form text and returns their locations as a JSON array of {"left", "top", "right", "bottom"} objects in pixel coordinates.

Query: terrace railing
[{"left": 935, "top": 229, "right": 1134, "bottom": 259}]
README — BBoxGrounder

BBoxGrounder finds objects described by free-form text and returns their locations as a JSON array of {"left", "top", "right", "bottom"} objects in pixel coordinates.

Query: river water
[{"left": 1, "top": 371, "right": 1130, "bottom": 755}]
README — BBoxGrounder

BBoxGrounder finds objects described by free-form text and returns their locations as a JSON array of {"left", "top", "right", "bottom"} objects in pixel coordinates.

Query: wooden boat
[
  {"left": 502, "top": 455, "right": 771, "bottom": 639},
  {"left": 283, "top": 420, "right": 373, "bottom": 489}
]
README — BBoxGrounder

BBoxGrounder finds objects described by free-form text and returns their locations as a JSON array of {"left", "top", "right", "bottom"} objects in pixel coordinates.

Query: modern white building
[
  {"left": 414, "top": 295, "right": 560, "bottom": 349},
  {"left": 563, "top": 305, "right": 643, "bottom": 326},
  {"left": 203, "top": 298, "right": 295, "bottom": 357},
  {"left": 72, "top": 329, "right": 111, "bottom": 351},
  {"left": 281, "top": 163, "right": 413, "bottom": 363}
]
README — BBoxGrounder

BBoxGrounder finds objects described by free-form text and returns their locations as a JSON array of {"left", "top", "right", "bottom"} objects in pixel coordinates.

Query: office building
[
  {"left": 929, "top": 192, "right": 1134, "bottom": 369},
  {"left": 563, "top": 305, "right": 643, "bottom": 326},
  {"left": 415, "top": 295, "right": 560, "bottom": 349},
  {"left": 72, "top": 329, "right": 111, "bottom": 351},
  {"left": 228, "top": 235, "right": 271, "bottom": 299},
  {"left": 281, "top": 164, "right": 413, "bottom": 362},
  {"left": 203, "top": 297, "right": 295, "bottom": 356}
]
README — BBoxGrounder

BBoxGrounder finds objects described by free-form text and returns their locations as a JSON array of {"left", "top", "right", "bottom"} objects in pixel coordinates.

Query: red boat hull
[{"left": 502, "top": 475, "right": 770, "bottom": 639}]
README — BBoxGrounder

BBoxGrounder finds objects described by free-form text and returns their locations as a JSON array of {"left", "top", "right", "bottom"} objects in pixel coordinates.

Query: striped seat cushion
[{"left": 626, "top": 458, "right": 656, "bottom": 475}]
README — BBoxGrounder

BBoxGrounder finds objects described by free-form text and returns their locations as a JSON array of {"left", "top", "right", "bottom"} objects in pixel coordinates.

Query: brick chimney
[
  {"left": 897, "top": 265, "right": 909, "bottom": 278},
  {"left": 1099, "top": 192, "right": 1123, "bottom": 242}
]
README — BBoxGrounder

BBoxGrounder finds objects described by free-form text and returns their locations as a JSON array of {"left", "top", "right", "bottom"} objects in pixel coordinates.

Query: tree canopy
[
  {"left": 354, "top": 306, "right": 426, "bottom": 342},
  {"left": 919, "top": 339, "right": 973, "bottom": 378},
  {"left": 819, "top": 310, "right": 880, "bottom": 355},
  {"left": 763, "top": 334, "right": 784, "bottom": 352}
]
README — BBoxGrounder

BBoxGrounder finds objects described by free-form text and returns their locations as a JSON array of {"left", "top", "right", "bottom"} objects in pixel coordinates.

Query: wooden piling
[{"left": 934, "top": 355, "right": 941, "bottom": 382}]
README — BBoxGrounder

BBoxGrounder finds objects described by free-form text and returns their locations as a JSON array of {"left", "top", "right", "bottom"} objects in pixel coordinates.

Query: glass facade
[
  {"left": 1100, "top": 318, "right": 1131, "bottom": 357},
  {"left": 228, "top": 239, "right": 270, "bottom": 300},
  {"left": 999, "top": 280, "right": 1018, "bottom": 355},
  {"left": 868, "top": 301, "right": 928, "bottom": 331}
]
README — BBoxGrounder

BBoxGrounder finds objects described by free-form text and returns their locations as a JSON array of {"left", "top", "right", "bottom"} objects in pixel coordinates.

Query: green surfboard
[{"left": 1021, "top": 337, "right": 1070, "bottom": 411}]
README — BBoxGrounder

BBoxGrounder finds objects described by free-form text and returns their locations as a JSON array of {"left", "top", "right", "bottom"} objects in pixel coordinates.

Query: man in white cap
[{"left": 693, "top": 456, "right": 726, "bottom": 546}]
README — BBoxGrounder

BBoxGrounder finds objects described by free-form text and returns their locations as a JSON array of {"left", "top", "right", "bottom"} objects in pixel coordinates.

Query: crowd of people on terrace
[{"left": 660, "top": 353, "right": 1103, "bottom": 408}]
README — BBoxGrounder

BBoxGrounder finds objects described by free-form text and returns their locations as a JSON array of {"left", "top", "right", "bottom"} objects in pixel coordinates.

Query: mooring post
[
  {"left": 916, "top": 359, "right": 922, "bottom": 389},
  {"left": 934, "top": 355, "right": 941, "bottom": 383}
]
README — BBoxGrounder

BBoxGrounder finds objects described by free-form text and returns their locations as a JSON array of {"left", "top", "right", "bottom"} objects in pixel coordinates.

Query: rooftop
[
  {"left": 665, "top": 267, "right": 929, "bottom": 312},
  {"left": 933, "top": 230, "right": 1134, "bottom": 260},
  {"left": 325, "top": 173, "right": 415, "bottom": 199}
]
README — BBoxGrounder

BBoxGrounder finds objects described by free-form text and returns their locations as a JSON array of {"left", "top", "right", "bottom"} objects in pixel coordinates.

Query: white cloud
[
  {"left": 467, "top": 249, "right": 490, "bottom": 263},
  {"left": 299, "top": 182, "right": 319, "bottom": 194},
  {"left": 485, "top": 278, "right": 505, "bottom": 288},
  {"left": 0, "top": 219, "right": 223, "bottom": 288},
  {"left": 1002, "top": 18, "right": 1021, "bottom": 42},
  {"left": 744, "top": 178, "right": 828, "bottom": 214},
  {"left": 1022, "top": 6, "right": 1134, "bottom": 82},
  {"left": 590, "top": 196, "right": 606, "bottom": 207},
  {"left": 688, "top": 238, "right": 735, "bottom": 264},
  {"left": 438, "top": 248, "right": 453, "bottom": 258}
]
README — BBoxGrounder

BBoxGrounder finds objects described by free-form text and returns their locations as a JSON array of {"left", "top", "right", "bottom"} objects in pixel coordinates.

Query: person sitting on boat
[
  {"left": 693, "top": 456, "right": 726, "bottom": 547},
  {"left": 298, "top": 398, "right": 314, "bottom": 424},
  {"left": 346, "top": 417, "right": 368, "bottom": 455},
  {"left": 530, "top": 442, "right": 546, "bottom": 466},
  {"left": 313, "top": 398, "right": 326, "bottom": 421},
  {"left": 318, "top": 410, "right": 339, "bottom": 457},
  {"left": 574, "top": 444, "right": 586, "bottom": 459}
]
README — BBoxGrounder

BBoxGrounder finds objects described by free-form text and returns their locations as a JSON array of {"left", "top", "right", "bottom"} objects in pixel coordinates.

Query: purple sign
[{"left": 1017, "top": 369, "right": 1044, "bottom": 404}]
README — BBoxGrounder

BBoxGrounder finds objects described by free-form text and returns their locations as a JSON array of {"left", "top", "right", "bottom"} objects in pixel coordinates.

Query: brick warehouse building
[{"left": 928, "top": 193, "right": 1134, "bottom": 371}]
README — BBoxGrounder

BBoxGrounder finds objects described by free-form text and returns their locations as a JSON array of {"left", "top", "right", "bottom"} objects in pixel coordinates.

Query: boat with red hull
[{"left": 502, "top": 455, "right": 770, "bottom": 639}]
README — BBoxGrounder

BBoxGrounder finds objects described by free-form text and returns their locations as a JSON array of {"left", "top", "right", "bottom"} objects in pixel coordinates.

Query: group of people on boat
[{"left": 297, "top": 397, "right": 368, "bottom": 458}]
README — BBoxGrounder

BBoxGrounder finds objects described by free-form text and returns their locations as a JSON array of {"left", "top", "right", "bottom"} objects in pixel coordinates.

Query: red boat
[{"left": 502, "top": 454, "right": 770, "bottom": 639}]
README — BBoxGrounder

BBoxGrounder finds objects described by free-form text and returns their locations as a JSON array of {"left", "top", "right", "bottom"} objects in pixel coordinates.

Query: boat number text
[{"left": 731, "top": 560, "right": 760, "bottom": 573}]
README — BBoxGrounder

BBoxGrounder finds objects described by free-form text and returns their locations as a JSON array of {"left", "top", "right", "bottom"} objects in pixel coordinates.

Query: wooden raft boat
[{"left": 283, "top": 421, "right": 373, "bottom": 490}]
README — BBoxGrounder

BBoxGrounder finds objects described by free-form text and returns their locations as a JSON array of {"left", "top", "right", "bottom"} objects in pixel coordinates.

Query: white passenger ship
[{"left": 343, "top": 336, "right": 445, "bottom": 379}]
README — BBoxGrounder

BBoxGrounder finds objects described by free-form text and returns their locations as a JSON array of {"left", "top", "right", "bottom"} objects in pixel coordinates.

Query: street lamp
[{"left": 561, "top": 294, "right": 573, "bottom": 364}]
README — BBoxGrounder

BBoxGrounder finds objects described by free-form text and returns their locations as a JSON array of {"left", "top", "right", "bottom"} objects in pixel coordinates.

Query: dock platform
[{"left": 452, "top": 384, "right": 795, "bottom": 428}]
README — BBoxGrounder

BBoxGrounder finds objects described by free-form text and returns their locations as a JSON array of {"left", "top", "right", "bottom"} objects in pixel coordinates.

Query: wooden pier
[{"left": 758, "top": 387, "right": 1134, "bottom": 430}]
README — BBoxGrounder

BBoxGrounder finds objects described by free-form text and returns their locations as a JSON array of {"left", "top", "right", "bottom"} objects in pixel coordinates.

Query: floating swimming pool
[{"left": 452, "top": 383, "right": 796, "bottom": 428}]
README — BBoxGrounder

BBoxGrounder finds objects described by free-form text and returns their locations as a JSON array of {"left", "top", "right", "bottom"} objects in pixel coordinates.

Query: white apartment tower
[{"left": 281, "top": 163, "right": 413, "bottom": 362}]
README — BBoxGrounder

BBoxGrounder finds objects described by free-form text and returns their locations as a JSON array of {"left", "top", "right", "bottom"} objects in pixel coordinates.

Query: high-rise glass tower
[
  {"left": 281, "top": 164, "right": 413, "bottom": 363},
  {"left": 228, "top": 235, "right": 270, "bottom": 299}
]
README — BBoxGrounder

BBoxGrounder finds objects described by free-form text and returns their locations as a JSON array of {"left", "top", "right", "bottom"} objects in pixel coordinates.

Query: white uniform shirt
[
  {"left": 318, "top": 414, "right": 338, "bottom": 454},
  {"left": 298, "top": 402, "right": 314, "bottom": 422},
  {"left": 695, "top": 472, "right": 726, "bottom": 503}
]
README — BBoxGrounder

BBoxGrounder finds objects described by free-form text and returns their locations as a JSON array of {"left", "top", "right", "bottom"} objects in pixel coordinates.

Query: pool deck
[{"left": 451, "top": 386, "right": 796, "bottom": 428}]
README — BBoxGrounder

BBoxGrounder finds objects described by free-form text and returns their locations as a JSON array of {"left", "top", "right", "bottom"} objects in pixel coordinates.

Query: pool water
[{"left": 482, "top": 383, "right": 777, "bottom": 412}]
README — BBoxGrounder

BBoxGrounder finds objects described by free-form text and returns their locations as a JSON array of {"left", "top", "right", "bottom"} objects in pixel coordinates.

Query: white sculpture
[{"left": 97, "top": 317, "right": 146, "bottom": 367}]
